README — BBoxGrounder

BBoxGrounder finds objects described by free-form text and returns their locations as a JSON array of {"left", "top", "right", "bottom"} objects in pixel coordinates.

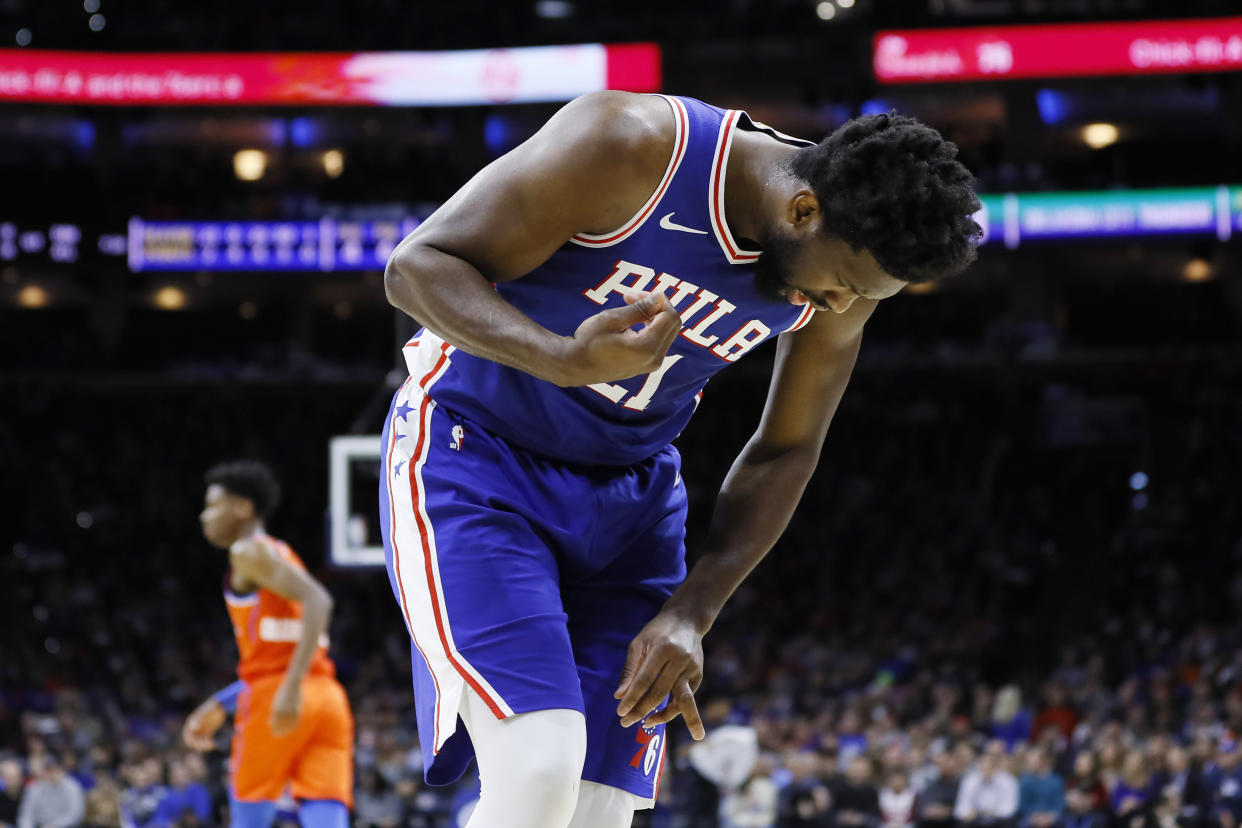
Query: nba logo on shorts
[{"left": 449, "top": 425, "right": 465, "bottom": 451}]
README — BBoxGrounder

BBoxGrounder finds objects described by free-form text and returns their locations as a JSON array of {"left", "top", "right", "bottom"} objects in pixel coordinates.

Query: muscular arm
[
  {"left": 384, "top": 90, "right": 681, "bottom": 387},
  {"left": 663, "top": 298, "right": 875, "bottom": 632},
  {"left": 617, "top": 298, "right": 876, "bottom": 734},
  {"left": 230, "top": 538, "right": 333, "bottom": 693}
]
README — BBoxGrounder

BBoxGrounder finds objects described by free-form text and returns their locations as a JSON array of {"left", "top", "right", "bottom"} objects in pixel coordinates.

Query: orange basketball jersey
[{"left": 224, "top": 535, "right": 335, "bottom": 682}]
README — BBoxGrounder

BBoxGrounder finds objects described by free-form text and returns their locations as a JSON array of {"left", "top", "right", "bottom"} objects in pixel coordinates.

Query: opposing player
[
  {"left": 380, "top": 91, "right": 981, "bottom": 828},
  {"left": 183, "top": 461, "right": 354, "bottom": 828}
]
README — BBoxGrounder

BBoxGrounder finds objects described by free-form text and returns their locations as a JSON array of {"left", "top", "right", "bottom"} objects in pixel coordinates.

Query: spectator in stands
[
  {"left": 0, "top": 760, "right": 24, "bottom": 828},
  {"left": 956, "top": 740, "right": 1019, "bottom": 827},
  {"left": 907, "top": 746, "right": 938, "bottom": 795},
  {"left": 778, "top": 751, "right": 832, "bottom": 828},
  {"left": 993, "top": 688, "right": 1033, "bottom": 752},
  {"left": 151, "top": 758, "right": 209, "bottom": 827},
  {"left": 354, "top": 766, "right": 402, "bottom": 828},
  {"left": 1208, "top": 739, "right": 1242, "bottom": 828},
  {"left": 839, "top": 711, "right": 869, "bottom": 772},
  {"left": 81, "top": 775, "right": 120, "bottom": 828},
  {"left": 880, "top": 768, "right": 916, "bottom": 828},
  {"left": 17, "top": 754, "right": 85, "bottom": 828},
  {"left": 1096, "top": 742, "right": 1124, "bottom": 795},
  {"left": 118, "top": 757, "right": 167, "bottom": 828},
  {"left": 1160, "top": 745, "right": 1205, "bottom": 824},
  {"left": 1032, "top": 685, "right": 1078, "bottom": 746},
  {"left": 1018, "top": 746, "right": 1065, "bottom": 828},
  {"left": 917, "top": 748, "right": 964, "bottom": 828},
  {"left": 834, "top": 755, "right": 882, "bottom": 828},
  {"left": 721, "top": 756, "right": 779, "bottom": 828},
  {"left": 1066, "top": 752, "right": 1108, "bottom": 814},
  {"left": 1058, "top": 785, "right": 1108, "bottom": 828},
  {"left": 1113, "top": 751, "right": 1156, "bottom": 819}
]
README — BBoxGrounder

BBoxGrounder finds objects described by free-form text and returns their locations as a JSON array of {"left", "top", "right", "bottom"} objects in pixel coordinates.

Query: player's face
[
  {"left": 754, "top": 232, "right": 907, "bottom": 314},
  {"left": 199, "top": 484, "right": 252, "bottom": 549}
]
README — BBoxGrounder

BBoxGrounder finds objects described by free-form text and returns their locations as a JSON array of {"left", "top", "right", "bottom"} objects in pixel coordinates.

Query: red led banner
[
  {"left": 874, "top": 17, "right": 1242, "bottom": 83},
  {"left": 0, "top": 43, "right": 660, "bottom": 106}
]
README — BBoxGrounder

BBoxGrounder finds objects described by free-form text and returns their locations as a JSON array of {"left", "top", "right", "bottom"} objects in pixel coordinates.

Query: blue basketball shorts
[{"left": 378, "top": 337, "right": 687, "bottom": 803}]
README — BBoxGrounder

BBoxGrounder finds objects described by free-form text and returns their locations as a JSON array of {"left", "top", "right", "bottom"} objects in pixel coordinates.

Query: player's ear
[
  {"left": 788, "top": 189, "right": 819, "bottom": 227},
  {"left": 233, "top": 497, "right": 256, "bottom": 522}
]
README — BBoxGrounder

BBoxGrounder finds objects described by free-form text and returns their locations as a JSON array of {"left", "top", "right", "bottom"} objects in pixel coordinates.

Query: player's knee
[
  {"left": 509, "top": 710, "right": 586, "bottom": 817},
  {"left": 519, "top": 736, "right": 587, "bottom": 810}
]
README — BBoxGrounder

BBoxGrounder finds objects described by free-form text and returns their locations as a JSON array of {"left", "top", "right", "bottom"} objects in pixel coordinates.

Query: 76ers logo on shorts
[
  {"left": 629, "top": 724, "right": 661, "bottom": 776},
  {"left": 449, "top": 425, "right": 465, "bottom": 451}
]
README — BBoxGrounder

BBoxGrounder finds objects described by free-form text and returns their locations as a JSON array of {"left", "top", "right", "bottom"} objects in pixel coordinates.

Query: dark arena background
[{"left": 3, "top": 0, "right": 1242, "bottom": 826}]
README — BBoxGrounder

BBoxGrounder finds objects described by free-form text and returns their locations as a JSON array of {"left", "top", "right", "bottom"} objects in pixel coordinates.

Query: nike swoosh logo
[{"left": 659, "top": 212, "right": 708, "bottom": 235}]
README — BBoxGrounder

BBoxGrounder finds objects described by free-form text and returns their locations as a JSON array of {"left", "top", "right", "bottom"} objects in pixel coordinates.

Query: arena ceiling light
[
  {"left": 17, "top": 283, "right": 48, "bottom": 307},
  {"left": 233, "top": 149, "right": 267, "bottom": 181},
  {"left": 1182, "top": 258, "right": 1212, "bottom": 282},
  {"left": 152, "top": 285, "right": 187, "bottom": 310},
  {"left": 816, "top": 2, "right": 836, "bottom": 20},
  {"left": 1082, "top": 123, "right": 1119, "bottom": 149},
  {"left": 322, "top": 149, "right": 344, "bottom": 179},
  {"left": 534, "top": 0, "right": 574, "bottom": 18}
]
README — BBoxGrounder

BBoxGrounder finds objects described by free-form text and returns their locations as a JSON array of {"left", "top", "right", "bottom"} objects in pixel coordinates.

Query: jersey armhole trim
[
  {"left": 709, "top": 110, "right": 762, "bottom": 265},
  {"left": 225, "top": 590, "right": 259, "bottom": 607},
  {"left": 570, "top": 95, "right": 689, "bottom": 248},
  {"left": 783, "top": 304, "right": 816, "bottom": 333}
]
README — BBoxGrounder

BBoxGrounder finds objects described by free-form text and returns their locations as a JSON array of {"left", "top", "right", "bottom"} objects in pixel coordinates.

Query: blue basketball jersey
[{"left": 407, "top": 95, "right": 816, "bottom": 466}]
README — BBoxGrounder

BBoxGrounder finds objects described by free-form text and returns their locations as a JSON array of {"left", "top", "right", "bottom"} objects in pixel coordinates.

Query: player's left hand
[
  {"left": 270, "top": 678, "right": 302, "bottom": 737},
  {"left": 614, "top": 610, "right": 706, "bottom": 740}
]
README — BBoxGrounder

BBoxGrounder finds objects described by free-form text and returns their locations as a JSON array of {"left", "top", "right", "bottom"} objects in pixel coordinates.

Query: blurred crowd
[{"left": 2, "top": 345, "right": 1239, "bottom": 826}]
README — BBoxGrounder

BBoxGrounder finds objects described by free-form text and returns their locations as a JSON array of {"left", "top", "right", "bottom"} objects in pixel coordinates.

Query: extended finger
[
  {"left": 616, "top": 656, "right": 669, "bottom": 718},
  {"left": 620, "top": 668, "right": 682, "bottom": 727},
  {"left": 677, "top": 681, "right": 706, "bottom": 740},
  {"left": 641, "top": 680, "right": 701, "bottom": 732}
]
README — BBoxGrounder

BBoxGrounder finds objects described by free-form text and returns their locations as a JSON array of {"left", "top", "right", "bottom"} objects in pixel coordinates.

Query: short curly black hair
[
  {"left": 788, "top": 111, "right": 982, "bottom": 283},
  {"left": 205, "top": 460, "right": 281, "bottom": 520}
]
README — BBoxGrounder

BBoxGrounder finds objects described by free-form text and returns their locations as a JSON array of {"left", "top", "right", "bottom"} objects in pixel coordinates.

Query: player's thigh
[
  {"left": 230, "top": 677, "right": 297, "bottom": 803},
  {"left": 563, "top": 460, "right": 687, "bottom": 806},
  {"left": 290, "top": 676, "right": 354, "bottom": 808},
  {"left": 383, "top": 396, "right": 586, "bottom": 713}
]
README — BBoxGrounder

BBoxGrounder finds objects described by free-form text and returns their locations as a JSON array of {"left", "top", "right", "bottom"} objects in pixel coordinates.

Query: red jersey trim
[
  {"left": 784, "top": 304, "right": 816, "bottom": 333},
  {"left": 709, "top": 110, "right": 762, "bottom": 265},
  {"left": 570, "top": 95, "right": 689, "bottom": 248}
]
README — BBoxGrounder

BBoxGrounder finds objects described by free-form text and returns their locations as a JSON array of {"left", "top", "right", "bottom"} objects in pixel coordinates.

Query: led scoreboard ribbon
[
  {"left": 874, "top": 17, "right": 1242, "bottom": 83},
  {"left": 975, "top": 186, "right": 1239, "bottom": 250},
  {"left": 7, "top": 187, "right": 1241, "bottom": 273},
  {"left": 126, "top": 218, "right": 421, "bottom": 272}
]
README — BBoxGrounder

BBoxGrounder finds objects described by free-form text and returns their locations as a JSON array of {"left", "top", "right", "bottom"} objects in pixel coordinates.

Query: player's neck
[
  {"left": 227, "top": 521, "right": 265, "bottom": 546},
  {"left": 723, "top": 130, "right": 801, "bottom": 249}
]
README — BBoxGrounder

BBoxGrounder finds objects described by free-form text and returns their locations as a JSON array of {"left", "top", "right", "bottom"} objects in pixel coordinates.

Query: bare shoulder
[
  {"left": 229, "top": 536, "right": 279, "bottom": 576},
  {"left": 558, "top": 91, "right": 674, "bottom": 159},
  {"left": 394, "top": 91, "right": 678, "bottom": 278},
  {"left": 547, "top": 91, "right": 676, "bottom": 188}
]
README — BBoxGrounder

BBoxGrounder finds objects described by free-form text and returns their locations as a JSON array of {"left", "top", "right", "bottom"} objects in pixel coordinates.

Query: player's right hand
[
  {"left": 559, "top": 291, "right": 680, "bottom": 386},
  {"left": 182, "top": 700, "right": 226, "bottom": 752}
]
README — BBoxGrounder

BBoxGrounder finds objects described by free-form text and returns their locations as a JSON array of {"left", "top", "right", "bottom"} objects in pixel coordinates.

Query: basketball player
[
  {"left": 379, "top": 91, "right": 981, "bottom": 828},
  {"left": 183, "top": 461, "right": 354, "bottom": 828}
]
